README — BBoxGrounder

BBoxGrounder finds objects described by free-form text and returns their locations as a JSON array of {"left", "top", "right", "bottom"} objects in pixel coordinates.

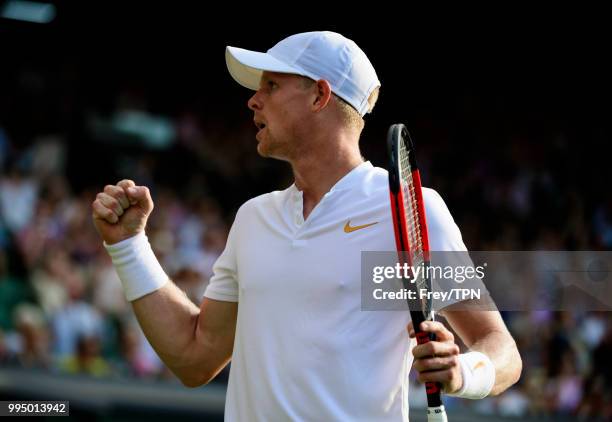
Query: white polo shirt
[{"left": 204, "top": 161, "right": 466, "bottom": 421}]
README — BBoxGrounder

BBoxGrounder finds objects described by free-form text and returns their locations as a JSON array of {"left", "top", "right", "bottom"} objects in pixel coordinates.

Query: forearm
[
  {"left": 443, "top": 308, "right": 522, "bottom": 396},
  {"left": 133, "top": 286, "right": 238, "bottom": 386},
  {"left": 131, "top": 281, "right": 206, "bottom": 381},
  {"left": 468, "top": 329, "right": 522, "bottom": 396}
]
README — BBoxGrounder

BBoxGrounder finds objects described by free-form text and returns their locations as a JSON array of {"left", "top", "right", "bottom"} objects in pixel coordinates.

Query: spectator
[{"left": 59, "top": 334, "right": 111, "bottom": 377}]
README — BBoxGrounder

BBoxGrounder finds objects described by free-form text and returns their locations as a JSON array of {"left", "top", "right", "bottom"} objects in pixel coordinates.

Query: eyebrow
[
  {"left": 259, "top": 75, "right": 281, "bottom": 91},
  {"left": 259, "top": 74, "right": 270, "bottom": 87}
]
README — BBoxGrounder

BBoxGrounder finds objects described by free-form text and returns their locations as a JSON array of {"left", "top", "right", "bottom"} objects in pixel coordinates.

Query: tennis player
[{"left": 92, "top": 31, "right": 521, "bottom": 421}]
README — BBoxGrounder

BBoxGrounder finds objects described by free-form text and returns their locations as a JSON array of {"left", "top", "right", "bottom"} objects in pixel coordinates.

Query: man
[{"left": 92, "top": 31, "right": 521, "bottom": 421}]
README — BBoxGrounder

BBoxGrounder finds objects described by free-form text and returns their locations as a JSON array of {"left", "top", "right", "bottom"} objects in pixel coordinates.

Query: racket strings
[
  {"left": 399, "top": 143, "right": 424, "bottom": 261},
  {"left": 399, "top": 141, "right": 432, "bottom": 315}
]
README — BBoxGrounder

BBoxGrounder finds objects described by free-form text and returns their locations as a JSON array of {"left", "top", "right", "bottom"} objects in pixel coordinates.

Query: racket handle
[{"left": 427, "top": 405, "right": 448, "bottom": 422}]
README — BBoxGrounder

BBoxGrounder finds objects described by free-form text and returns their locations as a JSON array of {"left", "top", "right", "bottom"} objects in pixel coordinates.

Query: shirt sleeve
[
  {"left": 423, "top": 188, "right": 467, "bottom": 252},
  {"left": 203, "top": 209, "right": 241, "bottom": 303},
  {"left": 422, "top": 188, "right": 489, "bottom": 311}
]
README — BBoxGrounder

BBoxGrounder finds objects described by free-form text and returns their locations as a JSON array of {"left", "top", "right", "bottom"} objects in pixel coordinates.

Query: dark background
[{"left": 2, "top": 3, "right": 610, "bottom": 224}]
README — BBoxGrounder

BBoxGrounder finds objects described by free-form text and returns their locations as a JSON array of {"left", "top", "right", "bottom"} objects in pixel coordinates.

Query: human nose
[{"left": 248, "top": 91, "right": 263, "bottom": 111}]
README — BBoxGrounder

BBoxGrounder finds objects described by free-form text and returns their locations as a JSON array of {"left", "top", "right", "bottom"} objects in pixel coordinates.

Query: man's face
[{"left": 248, "top": 71, "right": 313, "bottom": 161}]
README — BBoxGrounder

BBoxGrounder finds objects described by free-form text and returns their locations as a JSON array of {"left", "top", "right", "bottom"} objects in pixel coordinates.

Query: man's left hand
[{"left": 407, "top": 320, "right": 463, "bottom": 394}]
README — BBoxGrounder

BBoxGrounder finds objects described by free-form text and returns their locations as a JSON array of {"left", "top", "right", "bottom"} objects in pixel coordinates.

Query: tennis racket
[{"left": 387, "top": 123, "right": 448, "bottom": 422}]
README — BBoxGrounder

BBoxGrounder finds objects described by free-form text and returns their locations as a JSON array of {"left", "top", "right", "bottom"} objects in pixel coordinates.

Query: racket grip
[
  {"left": 427, "top": 405, "right": 448, "bottom": 422},
  {"left": 416, "top": 330, "right": 445, "bottom": 406}
]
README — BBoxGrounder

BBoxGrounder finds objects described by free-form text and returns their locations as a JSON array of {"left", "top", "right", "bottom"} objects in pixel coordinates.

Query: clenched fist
[{"left": 92, "top": 179, "right": 154, "bottom": 245}]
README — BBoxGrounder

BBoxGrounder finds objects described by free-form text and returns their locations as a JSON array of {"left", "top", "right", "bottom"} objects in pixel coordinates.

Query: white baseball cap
[{"left": 226, "top": 31, "right": 381, "bottom": 117}]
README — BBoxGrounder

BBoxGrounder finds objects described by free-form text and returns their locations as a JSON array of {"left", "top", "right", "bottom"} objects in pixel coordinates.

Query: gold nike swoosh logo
[
  {"left": 344, "top": 220, "right": 378, "bottom": 233},
  {"left": 473, "top": 361, "right": 486, "bottom": 371}
]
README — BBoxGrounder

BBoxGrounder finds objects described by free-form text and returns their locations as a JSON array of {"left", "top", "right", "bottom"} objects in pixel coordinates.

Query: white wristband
[
  {"left": 447, "top": 351, "right": 495, "bottom": 400},
  {"left": 104, "top": 232, "right": 169, "bottom": 302}
]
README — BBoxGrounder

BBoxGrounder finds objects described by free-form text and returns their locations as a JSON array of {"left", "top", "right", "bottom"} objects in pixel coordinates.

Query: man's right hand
[{"left": 92, "top": 179, "right": 154, "bottom": 245}]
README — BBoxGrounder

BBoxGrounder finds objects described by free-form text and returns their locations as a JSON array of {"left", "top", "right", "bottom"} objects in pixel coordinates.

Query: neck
[{"left": 292, "top": 138, "right": 363, "bottom": 219}]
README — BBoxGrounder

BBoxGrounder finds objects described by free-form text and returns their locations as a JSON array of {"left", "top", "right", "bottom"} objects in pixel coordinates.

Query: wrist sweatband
[
  {"left": 447, "top": 351, "right": 495, "bottom": 399},
  {"left": 104, "top": 231, "right": 169, "bottom": 301}
]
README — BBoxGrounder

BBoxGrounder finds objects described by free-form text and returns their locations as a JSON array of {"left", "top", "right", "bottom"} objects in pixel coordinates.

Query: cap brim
[{"left": 225, "top": 46, "right": 302, "bottom": 90}]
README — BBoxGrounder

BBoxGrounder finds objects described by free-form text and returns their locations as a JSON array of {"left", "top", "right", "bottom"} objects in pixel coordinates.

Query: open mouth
[{"left": 254, "top": 120, "right": 267, "bottom": 140}]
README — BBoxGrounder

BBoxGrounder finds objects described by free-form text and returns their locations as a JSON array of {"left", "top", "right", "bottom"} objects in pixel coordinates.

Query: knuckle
[
  {"left": 416, "top": 346, "right": 427, "bottom": 357},
  {"left": 425, "top": 343, "right": 435, "bottom": 355},
  {"left": 110, "top": 191, "right": 124, "bottom": 202}
]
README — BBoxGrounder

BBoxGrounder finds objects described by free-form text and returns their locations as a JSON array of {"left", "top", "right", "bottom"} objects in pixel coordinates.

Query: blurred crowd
[
  {"left": 0, "top": 138, "right": 232, "bottom": 383},
  {"left": 1, "top": 58, "right": 611, "bottom": 420}
]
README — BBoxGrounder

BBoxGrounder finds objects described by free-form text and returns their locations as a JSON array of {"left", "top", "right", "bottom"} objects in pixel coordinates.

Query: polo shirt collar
[
  {"left": 330, "top": 161, "right": 373, "bottom": 192},
  {"left": 290, "top": 161, "right": 373, "bottom": 195}
]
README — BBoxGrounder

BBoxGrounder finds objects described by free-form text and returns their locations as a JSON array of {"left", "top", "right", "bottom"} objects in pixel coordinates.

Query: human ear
[{"left": 312, "top": 79, "right": 332, "bottom": 112}]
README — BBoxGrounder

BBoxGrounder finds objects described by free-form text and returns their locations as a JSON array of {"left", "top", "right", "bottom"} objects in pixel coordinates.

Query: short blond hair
[{"left": 335, "top": 87, "right": 380, "bottom": 130}]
